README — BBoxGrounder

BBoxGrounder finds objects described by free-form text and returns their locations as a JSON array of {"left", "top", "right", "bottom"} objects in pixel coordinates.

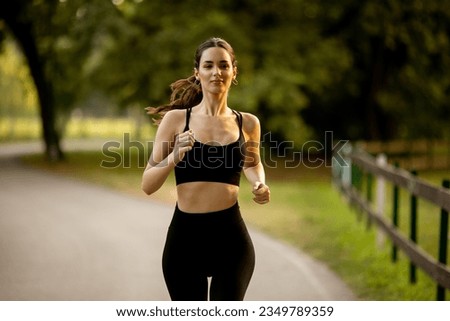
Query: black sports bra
[{"left": 174, "top": 108, "right": 245, "bottom": 186}]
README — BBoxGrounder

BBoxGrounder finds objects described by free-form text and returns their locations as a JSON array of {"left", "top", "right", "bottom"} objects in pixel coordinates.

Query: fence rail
[
  {"left": 333, "top": 144, "right": 450, "bottom": 300},
  {"left": 350, "top": 149, "right": 450, "bottom": 213},
  {"left": 356, "top": 139, "right": 450, "bottom": 171}
]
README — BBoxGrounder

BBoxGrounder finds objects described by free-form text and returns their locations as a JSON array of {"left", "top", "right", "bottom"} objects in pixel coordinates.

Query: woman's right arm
[{"left": 141, "top": 111, "right": 194, "bottom": 195}]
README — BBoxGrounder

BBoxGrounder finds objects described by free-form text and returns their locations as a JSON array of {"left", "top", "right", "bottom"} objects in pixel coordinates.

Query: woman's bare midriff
[{"left": 176, "top": 182, "right": 240, "bottom": 213}]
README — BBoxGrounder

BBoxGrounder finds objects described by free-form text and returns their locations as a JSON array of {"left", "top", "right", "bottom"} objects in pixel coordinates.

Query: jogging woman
[{"left": 142, "top": 37, "right": 270, "bottom": 300}]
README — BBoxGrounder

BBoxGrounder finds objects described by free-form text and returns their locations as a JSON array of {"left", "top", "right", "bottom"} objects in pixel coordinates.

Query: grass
[
  {"left": 21, "top": 148, "right": 450, "bottom": 300},
  {"left": 0, "top": 116, "right": 155, "bottom": 142}
]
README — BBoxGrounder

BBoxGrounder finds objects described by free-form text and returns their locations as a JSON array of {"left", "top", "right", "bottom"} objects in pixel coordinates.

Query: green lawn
[
  {"left": 0, "top": 117, "right": 155, "bottom": 142},
  {"left": 22, "top": 148, "right": 450, "bottom": 300}
]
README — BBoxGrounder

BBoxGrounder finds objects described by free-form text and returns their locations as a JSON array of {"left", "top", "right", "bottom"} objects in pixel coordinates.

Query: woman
[{"left": 142, "top": 37, "right": 270, "bottom": 301}]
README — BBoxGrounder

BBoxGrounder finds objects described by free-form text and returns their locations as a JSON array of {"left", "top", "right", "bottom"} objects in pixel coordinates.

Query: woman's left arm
[{"left": 242, "top": 113, "right": 270, "bottom": 205}]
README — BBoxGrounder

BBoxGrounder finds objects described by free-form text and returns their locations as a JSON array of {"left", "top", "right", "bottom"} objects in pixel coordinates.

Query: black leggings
[{"left": 162, "top": 202, "right": 255, "bottom": 301}]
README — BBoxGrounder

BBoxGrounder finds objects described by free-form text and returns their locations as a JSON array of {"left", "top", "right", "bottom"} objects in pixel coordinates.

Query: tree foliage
[
  {"left": 1, "top": 0, "right": 449, "bottom": 157},
  {"left": 0, "top": 38, "right": 37, "bottom": 117}
]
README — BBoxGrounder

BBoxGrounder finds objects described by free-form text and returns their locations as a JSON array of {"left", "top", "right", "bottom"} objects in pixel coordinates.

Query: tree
[
  {"left": 301, "top": 0, "right": 450, "bottom": 140},
  {"left": 2, "top": 0, "right": 448, "bottom": 159},
  {"left": 0, "top": 0, "right": 123, "bottom": 159},
  {"left": 0, "top": 0, "right": 62, "bottom": 160}
]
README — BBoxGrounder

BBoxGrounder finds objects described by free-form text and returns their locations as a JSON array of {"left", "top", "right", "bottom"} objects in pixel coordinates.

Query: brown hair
[{"left": 146, "top": 37, "right": 237, "bottom": 123}]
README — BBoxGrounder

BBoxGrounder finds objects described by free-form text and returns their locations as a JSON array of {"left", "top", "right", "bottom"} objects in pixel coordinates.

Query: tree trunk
[{"left": 1, "top": 1, "right": 63, "bottom": 161}]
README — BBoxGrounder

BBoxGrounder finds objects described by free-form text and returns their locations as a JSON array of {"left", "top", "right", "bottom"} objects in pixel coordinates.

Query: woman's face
[{"left": 195, "top": 47, "right": 236, "bottom": 95}]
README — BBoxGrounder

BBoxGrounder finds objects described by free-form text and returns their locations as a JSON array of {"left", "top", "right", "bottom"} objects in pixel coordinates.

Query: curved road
[{"left": 0, "top": 141, "right": 356, "bottom": 300}]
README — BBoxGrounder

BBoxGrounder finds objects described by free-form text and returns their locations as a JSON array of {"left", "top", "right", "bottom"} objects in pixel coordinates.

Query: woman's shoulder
[
  {"left": 238, "top": 111, "right": 260, "bottom": 132},
  {"left": 158, "top": 109, "right": 187, "bottom": 133},
  {"left": 163, "top": 108, "right": 187, "bottom": 120},
  {"left": 160, "top": 109, "right": 186, "bottom": 125}
]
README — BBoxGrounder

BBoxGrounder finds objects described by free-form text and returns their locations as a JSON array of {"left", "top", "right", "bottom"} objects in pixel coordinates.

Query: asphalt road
[{"left": 0, "top": 141, "right": 356, "bottom": 300}]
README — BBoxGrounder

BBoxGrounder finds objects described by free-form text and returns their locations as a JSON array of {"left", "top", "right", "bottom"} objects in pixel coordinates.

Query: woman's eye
[{"left": 202, "top": 64, "right": 229, "bottom": 69}]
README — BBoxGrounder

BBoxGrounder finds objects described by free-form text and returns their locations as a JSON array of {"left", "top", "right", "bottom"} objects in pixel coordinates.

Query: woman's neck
[{"left": 197, "top": 93, "right": 229, "bottom": 116}]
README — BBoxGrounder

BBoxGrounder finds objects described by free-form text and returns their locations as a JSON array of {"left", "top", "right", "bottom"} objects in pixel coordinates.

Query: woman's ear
[{"left": 194, "top": 68, "right": 199, "bottom": 80}]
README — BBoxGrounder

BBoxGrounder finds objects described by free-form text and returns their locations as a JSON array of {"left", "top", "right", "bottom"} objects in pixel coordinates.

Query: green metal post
[
  {"left": 409, "top": 170, "right": 418, "bottom": 284},
  {"left": 366, "top": 173, "right": 373, "bottom": 229},
  {"left": 352, "top": 164, "right": 362, "bottom": 191},
  {"left": 437, "top": 179, "right": 449, "bottom": 300},
  {"left": 367, "top": 173, "right": 373, "bottom": 201},
  {"left": 392, "top": 183, "right": 399, "bottom": 262},
  {"left": 351, "top": 164, "right": 362, "bottom": 220},
  {"left": 391, "top": 162, "right": 400, "bottom": 262}
]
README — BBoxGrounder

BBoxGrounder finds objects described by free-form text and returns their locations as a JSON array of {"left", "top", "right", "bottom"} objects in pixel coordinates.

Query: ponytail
[{"left": 145, "top": 75, "right": 202, "bottom": 125}]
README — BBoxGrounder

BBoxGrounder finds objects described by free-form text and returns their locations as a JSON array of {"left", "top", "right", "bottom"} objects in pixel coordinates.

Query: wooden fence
[
  {"left": 356, "top": 139, "right": 450, "bottom": 171},
  {"left": 332, "top": 143, "right": 450, "bottom": 300}
]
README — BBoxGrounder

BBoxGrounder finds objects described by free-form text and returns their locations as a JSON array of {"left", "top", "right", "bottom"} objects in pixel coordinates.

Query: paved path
[{"left": 0, "top": 141, "right": 356, "bottom": 300}]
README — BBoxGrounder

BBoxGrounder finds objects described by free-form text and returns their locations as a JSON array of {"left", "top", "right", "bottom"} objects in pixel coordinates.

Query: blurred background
[
  {"left": 1, "top": 0, "right": 449, "bottom": 301},
  {"left": 1, "top": 0, "right": 449, "bottom": 159}
]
